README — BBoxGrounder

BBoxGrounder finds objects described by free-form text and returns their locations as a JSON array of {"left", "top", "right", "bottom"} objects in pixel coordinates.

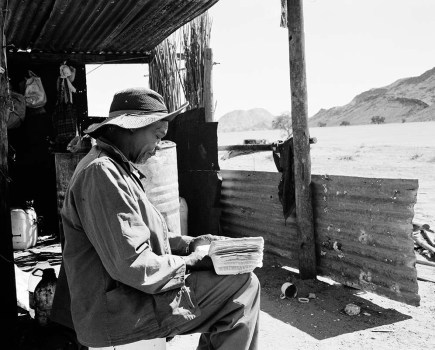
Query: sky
[{"left": 86, "top": 0, "right": 435, "bottom": 120}]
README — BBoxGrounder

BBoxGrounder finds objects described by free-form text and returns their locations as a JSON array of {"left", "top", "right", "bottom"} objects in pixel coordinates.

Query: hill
[
  {"left": 309, "top": 67, "right": 435, "bottom": 127},
  {"left": 217, "top": 108, "right": 274, "bottom": 132}
]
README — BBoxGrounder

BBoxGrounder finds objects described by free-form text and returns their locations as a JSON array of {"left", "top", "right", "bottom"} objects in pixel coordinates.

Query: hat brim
[{"left": 83, "top": 101, "right": 189, "bottom": 135}]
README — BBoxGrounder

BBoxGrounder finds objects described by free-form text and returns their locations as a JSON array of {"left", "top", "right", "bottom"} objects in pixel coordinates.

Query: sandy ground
[
  {"left": 167, "top": 256, "right": 435, "bottom": 350},
  {"left": 166, "top": 122, "right": 435, "bottom": 349}
]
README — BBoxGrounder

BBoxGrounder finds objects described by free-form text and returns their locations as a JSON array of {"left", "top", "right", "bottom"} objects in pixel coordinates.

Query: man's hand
[
  {"left": 182, "top": 252, "right": 214, "bottom": 272},
  {"left": 188, "top": 234, "right": 228, "bottom": 254}
]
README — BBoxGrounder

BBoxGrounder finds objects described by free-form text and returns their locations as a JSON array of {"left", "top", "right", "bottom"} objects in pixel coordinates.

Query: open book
[{"left": 206, "top": 237, "right": 264, "bottom": 275}]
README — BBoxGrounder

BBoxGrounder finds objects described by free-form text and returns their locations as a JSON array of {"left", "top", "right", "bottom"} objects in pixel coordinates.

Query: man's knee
[
  {"left": 223, "top": 272, "right": 260, "bottom": 296},
  {"left": 250, "top": 272, "right": 260, "bottom": 291},
  {"left": 231, "top": 272, "right": 260, "bottom": 312}
]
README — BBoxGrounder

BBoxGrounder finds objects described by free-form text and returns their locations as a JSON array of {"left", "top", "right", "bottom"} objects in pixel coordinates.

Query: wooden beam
[
  {"left": 204, "top": 47, "right": 214, "bottom": 122},
  {"left": 217, "top": 138, "right": 317, "bottom": 152},
  {"left": 7, "top": 51, "right": 151, "bottom": 65},
  {"left": 0, "top": 10, "right": 18, "bottom": 346},
  {"left": 287, "top": 0, "right": 317, "bottom": 279}
]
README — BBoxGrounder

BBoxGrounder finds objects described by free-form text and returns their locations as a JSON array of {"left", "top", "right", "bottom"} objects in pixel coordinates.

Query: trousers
[
  {"left": 91, "top": 271, "right": 260, "bottom": 350},
  {"left": 89, "top": 338, "right": 165, "bottom": 349}
]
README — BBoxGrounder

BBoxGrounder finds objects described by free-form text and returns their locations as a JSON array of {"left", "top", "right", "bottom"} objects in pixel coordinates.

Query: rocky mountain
[
  {"left": 217, "top": 108, "right": 274, "bottom": 132},
  {"left": 308, "top": 67, "right": 435, "bottom": 127}
]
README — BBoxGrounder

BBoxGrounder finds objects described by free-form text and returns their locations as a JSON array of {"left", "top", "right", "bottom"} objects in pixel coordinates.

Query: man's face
[{"left": 130, "top": 120, "right": 168, "bottom": 164}]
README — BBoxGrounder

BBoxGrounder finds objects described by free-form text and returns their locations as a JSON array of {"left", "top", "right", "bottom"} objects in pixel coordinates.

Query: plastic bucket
[{"left": 11, "top": 208, "right": 38, "bottom": 250}]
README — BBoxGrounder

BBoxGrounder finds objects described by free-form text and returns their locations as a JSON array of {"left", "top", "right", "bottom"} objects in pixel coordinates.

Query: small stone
[{"left": 344, "top": 303, "right": 361, "bottom": 316}]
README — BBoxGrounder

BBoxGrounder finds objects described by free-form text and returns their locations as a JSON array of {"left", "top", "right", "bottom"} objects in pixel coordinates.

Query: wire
[
  {"left": 85, "top": 55, "right": 151, "bottom": 75},
  {"left": 85, "top": 64, "right": 103, "bottom": 75}
]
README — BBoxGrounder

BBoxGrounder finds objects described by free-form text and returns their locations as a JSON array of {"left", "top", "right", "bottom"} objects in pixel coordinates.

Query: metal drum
[{"left": 137, "top": 141, "right": 181, "bottom": 235}]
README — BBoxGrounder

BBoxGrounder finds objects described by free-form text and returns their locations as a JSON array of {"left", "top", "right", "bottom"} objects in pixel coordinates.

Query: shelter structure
[
  {"left": 0, "top": 1, "right": 219, "bottom": 347},
  {"left": 0, "top": 0, "right": 423, "bottom": 348}
]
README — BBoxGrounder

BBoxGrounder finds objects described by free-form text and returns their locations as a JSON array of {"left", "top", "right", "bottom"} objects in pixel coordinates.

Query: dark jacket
[{"left": 51, "top": 140, "right": 198, "bottom": 347}]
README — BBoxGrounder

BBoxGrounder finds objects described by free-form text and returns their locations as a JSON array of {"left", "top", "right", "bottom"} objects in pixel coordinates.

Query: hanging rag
[
  {"left": 272, "top": 137, "right": 295, "bottom": 223},
  {"left": 52, "top": 63, "right": 78, "bottom": 151},
  {"left": 58, "top": 63, "right": 76, "bottom": 103}
]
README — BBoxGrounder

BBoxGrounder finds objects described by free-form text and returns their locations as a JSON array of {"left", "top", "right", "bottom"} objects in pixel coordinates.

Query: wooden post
[
  {"left": 0, "top": 11, "right": 18, "bottom": 348},
  {"left": 203, "top": 47, "right": 214, "bottom": 122},
  {"left": 287, "top": 0, "right": 317, "bottom": 279}
]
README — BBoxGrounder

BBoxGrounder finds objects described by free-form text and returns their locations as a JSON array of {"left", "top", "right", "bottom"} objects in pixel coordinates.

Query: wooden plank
[
  {"left": 416, "top": 262, "right": 435, "bottom": 283},
  {"left": 0, "top": 8, "right": 18, "bottom": 346},
  {"left": 287, "top": 0, "right": 316, "bottom": 279},
  {"left": 415, "top": 254, "right": 435, "bottom": 282},
  {"left": 7, "top": 51, "right": 151, "bottom": 65},
  {"left": 204, "top": 47, "right": 214, "bottom": 122}
]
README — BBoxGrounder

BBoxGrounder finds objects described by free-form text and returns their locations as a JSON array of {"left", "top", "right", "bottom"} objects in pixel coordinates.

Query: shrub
[
  {"left": 340, "top": 121, "right": 350, "bottom": 126},
  {"left": 318, "top": 122, "right": 327, "bottom": 127},
  {"left": 371, "top": 116, "right": 385, "bottom": 124},
  {"left": 272, "top": 113, "right": 292, "bottom": 138}
]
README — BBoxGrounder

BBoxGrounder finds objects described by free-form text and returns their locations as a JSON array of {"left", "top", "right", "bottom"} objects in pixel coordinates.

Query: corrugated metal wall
[
  {"left": 312, "top": 174, "right": 419, "bottom": 306},
  {"left": 220, "top": 170, "right": 299, "bottom": 267},
  {"left": 219, "top": 170, "right": 420, "bottom": 306},
  {"left": 2, "top": 0, "right": 219, "bottom": 54}
]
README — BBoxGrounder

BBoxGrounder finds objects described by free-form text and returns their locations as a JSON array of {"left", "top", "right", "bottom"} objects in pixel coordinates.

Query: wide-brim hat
[{"left": 83, "top": 87, "right": 188, "bottom": 134}]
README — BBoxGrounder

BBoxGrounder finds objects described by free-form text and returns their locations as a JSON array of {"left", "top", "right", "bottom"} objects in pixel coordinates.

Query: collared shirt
[{"left": 51, "top": 139, "right": 196, "bottom": 347}]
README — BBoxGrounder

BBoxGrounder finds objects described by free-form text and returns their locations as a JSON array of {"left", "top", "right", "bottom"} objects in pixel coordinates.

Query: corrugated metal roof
[
  {"left": 219, "top": 170, "right": 420, "bottom": 306},
  {"left": 2, "top": 0, "right": 218, "bottom": 58}
]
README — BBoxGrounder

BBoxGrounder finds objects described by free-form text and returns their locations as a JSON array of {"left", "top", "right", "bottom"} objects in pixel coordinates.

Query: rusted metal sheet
[
  {"left": 219, "top": 170, "right": 420, "bottom": 306},
  {"left": 312, "top": 174, "right": 420, "bottom": 306},
  {"left": 179, "top": 170, "right": 222, "bottom": 236},
  {"left": 219, "top": 170, "right": 299, "bottom": 267},
  {"left": 2, "top": 0, "right": 219, "bottom": 57}
]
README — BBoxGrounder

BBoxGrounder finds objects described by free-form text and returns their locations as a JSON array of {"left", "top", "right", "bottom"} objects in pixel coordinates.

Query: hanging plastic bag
[
  {"left": 25, "top": 70, "right": 47, "bottom": 108},
  {"left": 7, "top": 91, "right": 26, "bottom": 129}
]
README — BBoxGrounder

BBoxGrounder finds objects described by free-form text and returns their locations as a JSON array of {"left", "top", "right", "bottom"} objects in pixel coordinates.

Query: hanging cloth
[
  {"left": 52, "top": 63, "right": 78, "bottom": 151},
  {"left": 58, "top": 63, "right": 76, "bottom": 104},
  {"left": 272, "top": 137, "right": 296, "bottom": 223}
]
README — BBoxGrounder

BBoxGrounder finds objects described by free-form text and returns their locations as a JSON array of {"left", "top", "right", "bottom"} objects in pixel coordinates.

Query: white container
[
  {"left": 179, "top": 197, "right": 188, "bottom": 236},
  {"left": 138, "top": 141, "right": 181, "bottom": 235},
  {"left": 11, "top": 207, "right": 38, "bottom": 250}
]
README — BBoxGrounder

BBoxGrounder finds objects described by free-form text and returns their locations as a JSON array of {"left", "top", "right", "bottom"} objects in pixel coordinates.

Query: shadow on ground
[
  {"left": 14, "top": 235, "right": 62, "bottom": 272},
  {"left": 254, "top": 256, "right": 412, "bottom": 341}
]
